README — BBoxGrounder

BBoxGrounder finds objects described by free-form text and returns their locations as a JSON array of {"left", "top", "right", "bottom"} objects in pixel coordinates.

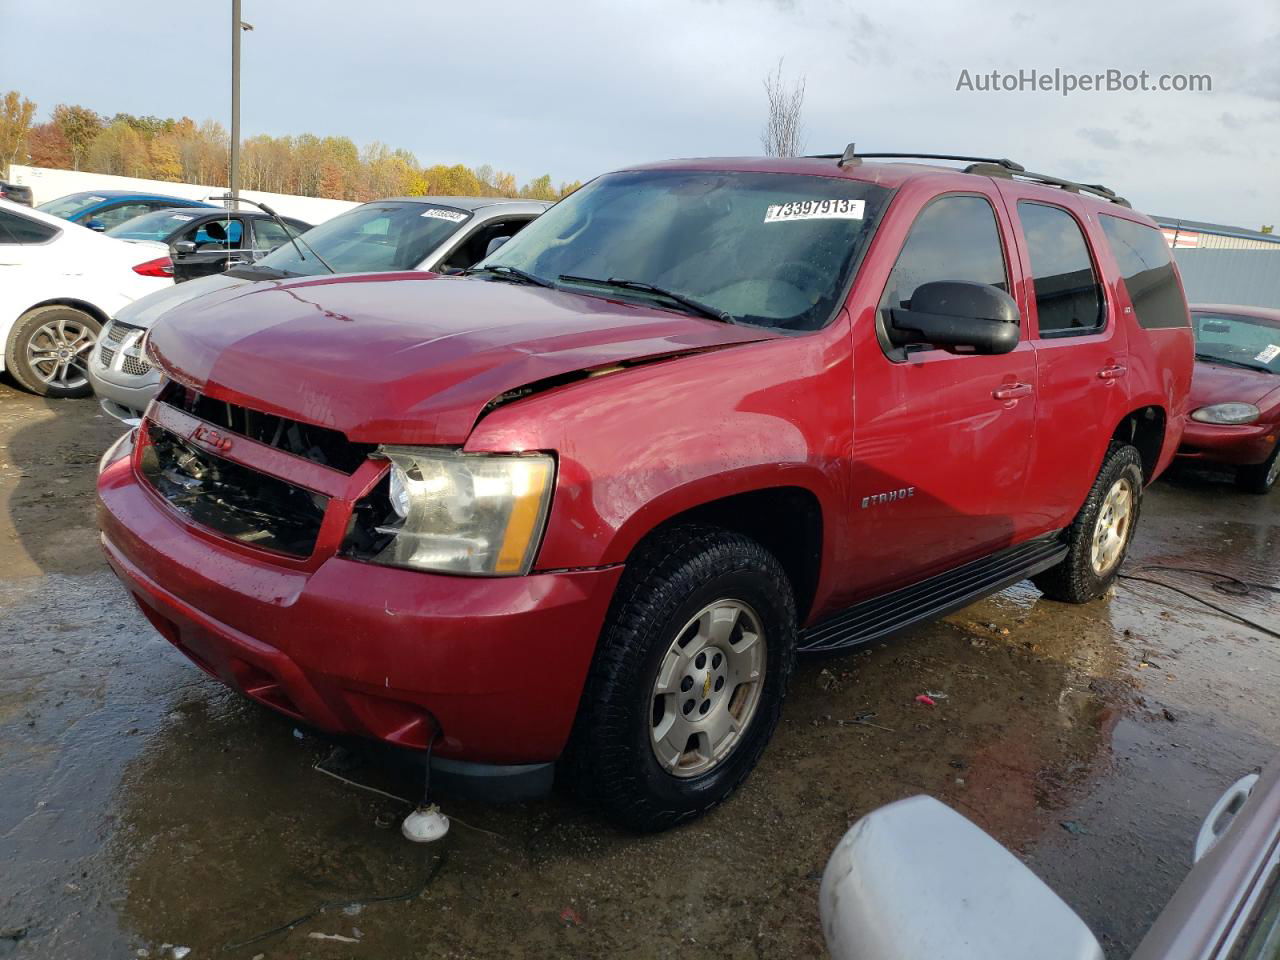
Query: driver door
[{"left": 840, "top": 187, "right": 1038, "bottom": 602}]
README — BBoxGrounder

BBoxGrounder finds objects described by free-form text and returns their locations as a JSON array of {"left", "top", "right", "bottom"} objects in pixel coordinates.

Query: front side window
[
  {"left": 192, "top": 218, "right": 245, "bottom": 249},
  {"left": 481, "top": 170, "right": 893, "bottom": 331},
  {"left": 1100, "top": 215, "right": 1189, "bottom": 329},
  {"left": 1193, "top": 312, "right": 1280, "bottom": 374},
  {"left": 254, "top": 202, "right": 471, "bottom": 276},
  {"left": 252, "top": 219, "right": 298, "bottom": 251},
  {"left": 1018, "top": 202, "right": 1104, "bottom": 336},
  {"left": 879, "top": 194, "right": 1008, "bottom": 313},
  {"left": 0, "top": 208, "right": 59, "bottom": 244},
  {"left": 93, "top": 202, "right": 153, "bottom": 230}
]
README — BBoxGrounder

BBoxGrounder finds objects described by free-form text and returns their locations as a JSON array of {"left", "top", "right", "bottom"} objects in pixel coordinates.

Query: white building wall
[{"left": 8, "top": 164, "right": 358, "bottom": 224}]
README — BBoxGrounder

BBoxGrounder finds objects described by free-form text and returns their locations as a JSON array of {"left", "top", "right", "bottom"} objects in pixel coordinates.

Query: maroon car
[{"left": 1178, "top": 304, "right": 1280, "bottom": 493}]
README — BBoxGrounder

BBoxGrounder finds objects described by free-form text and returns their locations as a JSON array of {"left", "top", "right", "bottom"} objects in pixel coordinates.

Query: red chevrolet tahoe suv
[{"left": 97, "top": 150, "right": 1193, "bottom": 831}]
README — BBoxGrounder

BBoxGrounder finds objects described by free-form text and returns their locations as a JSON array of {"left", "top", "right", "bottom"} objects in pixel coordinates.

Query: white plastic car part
[{"left": 1194, "top": 773, "right": 1260, "bottom": 863}]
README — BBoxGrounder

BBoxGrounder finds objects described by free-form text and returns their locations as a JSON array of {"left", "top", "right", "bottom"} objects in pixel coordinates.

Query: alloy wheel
[
  {"left": 26, "top": 316, "right": 97, "bottom": 390},
  {"left": 1090, "top": 476, "right": 1134, "bottom": 575},
  {"left": 649, "top": 599, "right": 767, "bottom": 778}
]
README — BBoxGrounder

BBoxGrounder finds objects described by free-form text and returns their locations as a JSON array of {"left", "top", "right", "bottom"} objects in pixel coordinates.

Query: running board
[{"left": 799, "top": 537, "right": 1067, "bottom": 653}]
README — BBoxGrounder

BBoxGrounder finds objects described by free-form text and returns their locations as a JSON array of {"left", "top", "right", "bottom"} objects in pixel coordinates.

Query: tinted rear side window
[
  {"left": 1018, "top": 202, "right": 1104, "bottom": 336},
  {"left": 1100, "top": 216, "right": 1188, "bottom": 328},
  {"left": 0, "top": 209, "right": 58, "bottom": 243}
]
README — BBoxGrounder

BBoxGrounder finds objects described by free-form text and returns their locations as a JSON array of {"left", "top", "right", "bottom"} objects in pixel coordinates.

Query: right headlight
[
  {"left": 347, "top": 446, "right": 555, "bottom": 576},
  {"left": 1191, "top": 403, "right": 1260, "bottom": 425}
]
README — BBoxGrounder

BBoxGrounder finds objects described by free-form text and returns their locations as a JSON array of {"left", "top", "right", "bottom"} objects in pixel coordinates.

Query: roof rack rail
[
  {"left": 963, "top": 161, "right": 1131, "bottom": 207},
  {"left": 806, "top": 144, "right": 1026, "bottom": 172}
]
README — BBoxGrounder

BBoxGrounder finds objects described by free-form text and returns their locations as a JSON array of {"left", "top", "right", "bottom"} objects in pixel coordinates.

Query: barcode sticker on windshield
[
  {"left": 170, "top": 214, "right": 194, "bottom": 222},
  {"left": 1256, "top": 344, "right": 1280, "bottom": 363},
  {"left": 764, "top": 199, "right": 865, "bottom": 223},
  {"left": 422, "top": 208, "right": 468, "bottom": 223}
]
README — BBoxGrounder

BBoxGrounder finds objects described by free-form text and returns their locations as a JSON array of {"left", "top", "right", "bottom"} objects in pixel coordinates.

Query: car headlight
[
  {"left": 1191, "top": 403, "right": 1260, "bottom": 425},
  {"left": 357, "top": 446, "right": 555, "bottom": 576}
]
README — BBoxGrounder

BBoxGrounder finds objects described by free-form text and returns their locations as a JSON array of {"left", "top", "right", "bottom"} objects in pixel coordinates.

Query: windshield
[
  {"left": 36, "top": 192, "right": 104, "bottom": 219},
  {"left": 105, "top": 209, "right": 202, "bottom": 242},
  {"left": 1193, "top": 311, "right": 1280, "bottom": 374},
  {"left": 478, "top": 169, "right": 892, "bottom": 330},
  {"left": 253, "top": 201, "right": 471, "bottom": 276}
]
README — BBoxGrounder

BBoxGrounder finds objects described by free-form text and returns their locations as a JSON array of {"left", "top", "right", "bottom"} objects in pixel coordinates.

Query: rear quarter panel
[{"left": 467, "top": 318, "right": 856, "bottom": 621}]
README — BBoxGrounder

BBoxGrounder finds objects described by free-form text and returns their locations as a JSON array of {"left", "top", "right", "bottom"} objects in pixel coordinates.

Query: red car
[
  {"left": 97, "top": 150, "right": 1192, "bottom": 830},
  {"left": 1178, "top": 304, "right": 1280, "bottom": 493}
]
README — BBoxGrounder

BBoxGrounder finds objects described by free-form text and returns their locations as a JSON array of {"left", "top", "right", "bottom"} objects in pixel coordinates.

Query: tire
[
  {"left": 4, "top": 305, "right": 101, "bottom": 398},
  {"left": 1032, "top": 443, "right": 1144, "bottom": 604},
  {"left": 1235, "top": 446, "right": 1280, "bottom": 495},
  {"left": 566, "top": 524, "right": 797, "bottom": 832}
]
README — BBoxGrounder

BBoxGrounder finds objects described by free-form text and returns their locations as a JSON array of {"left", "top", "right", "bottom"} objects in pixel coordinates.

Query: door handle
[
  {"left": 1098, "top": 364, "right": 1128, "bottom": 381},
  {"left": 992, "top": 382, "right": 1033, "bottom": 400}
]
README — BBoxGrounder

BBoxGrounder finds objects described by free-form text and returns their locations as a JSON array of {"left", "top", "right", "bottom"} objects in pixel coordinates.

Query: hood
[
  {"left": 115, "top": 272, "right": 249, "bottom": 327},
  {"left": 148, "top": 272, "right": 775, "bottom": 444},
  {"left": 1189, "top": 359, "right": 1280, "bottom": 410}
]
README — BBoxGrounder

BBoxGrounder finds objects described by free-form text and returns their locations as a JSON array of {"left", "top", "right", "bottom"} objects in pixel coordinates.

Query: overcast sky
[{"left": 2, "top": 0, "right": 1276, "bottom": 226}]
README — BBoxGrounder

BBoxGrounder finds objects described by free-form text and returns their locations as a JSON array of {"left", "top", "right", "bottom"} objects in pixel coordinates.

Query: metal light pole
[{"left": 230, "top": 2, "right": 252, "bottom": 210}]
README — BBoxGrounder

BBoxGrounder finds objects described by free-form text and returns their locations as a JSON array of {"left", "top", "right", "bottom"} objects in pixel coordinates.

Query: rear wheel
[
  {"left": 5, "top": 305, "right": 101, "bottom": 398},
  {"left": 1236, "top": 446, "right": 1280, "bottom": 495},
  {"left": 567, "top": 525, "right": 796, "bottom": 831},
  {"left": 1032, "top": 443, "right": 1144, "bottom": 603}
]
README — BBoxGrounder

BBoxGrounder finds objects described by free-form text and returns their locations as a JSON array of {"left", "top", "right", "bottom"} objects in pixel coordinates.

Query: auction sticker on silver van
[{"left": 764, "top": 199, "right": 865, "bottom": 223}]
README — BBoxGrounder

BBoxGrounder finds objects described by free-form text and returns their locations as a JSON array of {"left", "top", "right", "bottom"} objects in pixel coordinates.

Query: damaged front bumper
[{"left": 96, "top": 411, "right": 622, "bottom": 799}]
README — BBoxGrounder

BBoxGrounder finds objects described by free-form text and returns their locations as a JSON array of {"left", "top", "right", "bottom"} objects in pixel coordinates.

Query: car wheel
[
  {"left": 1235, "top": 446, "right": 1280, "bottom": 495},
  {"left": 5, "top": 305, "right": 101, "bottom": 399},
  {"left": 1032, "top": 443, "right": 1144, "bottom": 604},
  {"left": 567, "top": 524, "right": 796, "bottom": 831}
]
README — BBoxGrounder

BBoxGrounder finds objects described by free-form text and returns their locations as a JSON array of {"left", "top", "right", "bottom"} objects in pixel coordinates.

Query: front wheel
[
  {"left": 567, "top": 525, "right": 796, "bottom": 831},
  {"left": 1032, "top": 443, "right": 1144, "bottom": 603},
  {"left": 5, "top": 305, "right": 101, "bottom": 398}
]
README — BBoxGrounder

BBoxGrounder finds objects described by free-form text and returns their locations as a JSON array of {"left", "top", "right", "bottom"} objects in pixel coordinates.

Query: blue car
[{"left": 35, "top": 190, "right": 216, "bottom": 232}]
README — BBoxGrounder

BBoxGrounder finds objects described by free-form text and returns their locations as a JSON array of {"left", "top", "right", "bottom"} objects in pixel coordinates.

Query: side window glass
[
  {"left": 0, "top": 209, "right": 58, "bottom": 243},
  {"left": 94, "top": 203, "right": 152, "bottom": 231},
  {"left": 1018, "top": 202, "right": 1104, "bottom": 336},
  {"left": 1100, "top": 216, "right": 1189, "bottom": 329},
  {"left": 879, "top": 195, "right": 1008, "bottom": 313},
  {"left": 253, "top": 219, "right": 292, "bottom": 251},
  {"left": 193, "top": 219, "right": 242, "bottom": 249}
]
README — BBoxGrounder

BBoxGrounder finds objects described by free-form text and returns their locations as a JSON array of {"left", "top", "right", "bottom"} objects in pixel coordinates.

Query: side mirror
[
  {"left": 821, "top": 796, "right": 1104, "bottom": 960},
  {"left": 172, "top": 240, "right": 197, "bottom": 256},
  {"left": 889, "top": 280, "right": 1020, "bottom": 355},
  {"left": 484, "top": 235, "right": 511, "bottom": 258},
  {"left": 86, "top": 218, "right": 105, "bottom": 232}
]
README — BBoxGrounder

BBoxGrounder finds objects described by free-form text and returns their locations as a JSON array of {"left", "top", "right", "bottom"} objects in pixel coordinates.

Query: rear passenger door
[{"left": 997, "top": 183, "right": 1130, "bottom": 534}]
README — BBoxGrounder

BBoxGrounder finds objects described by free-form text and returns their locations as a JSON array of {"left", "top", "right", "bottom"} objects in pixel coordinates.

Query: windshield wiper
[
  {"left": 208, "top": 195, "right": 335, "bottom": 274},
  {"left": 557, "top": 275, "right": 733, "bottom": 324},
  {"left": 466, "top": 264, "right": 556, "bottom": 288},
  {"left": 1195, "top": 352, "right": 1271, "bottom": 373}
]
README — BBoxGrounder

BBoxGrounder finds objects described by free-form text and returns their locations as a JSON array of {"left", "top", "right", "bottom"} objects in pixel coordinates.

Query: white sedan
[{"left": 0, "top": 198, "right": 171, "bottom": 397}]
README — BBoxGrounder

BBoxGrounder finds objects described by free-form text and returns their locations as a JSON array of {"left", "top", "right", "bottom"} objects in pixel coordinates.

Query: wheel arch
[
  {"left": 1111, "top": 404, "right": 1167, "bottom": 483},
  {"left": 616, "top": 483, "right": 826, "bottom": 624}
]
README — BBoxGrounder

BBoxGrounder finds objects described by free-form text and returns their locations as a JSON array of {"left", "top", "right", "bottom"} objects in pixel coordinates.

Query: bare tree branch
[{"left": 760, "top": 59, "right": 806, "bottom": 158}]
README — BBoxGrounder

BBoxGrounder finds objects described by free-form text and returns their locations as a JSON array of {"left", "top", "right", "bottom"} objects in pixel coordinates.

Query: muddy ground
[{"left": 1, "top": 382, "right": 1276, "bottom": 960}]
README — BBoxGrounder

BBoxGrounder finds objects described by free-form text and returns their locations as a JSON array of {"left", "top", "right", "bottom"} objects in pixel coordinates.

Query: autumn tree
[
  {"left": 52, "top": 104, "right": 102, "bottom": 170},
  {"left": 0, "top": 90, "right": 36, "bottom": 175}
]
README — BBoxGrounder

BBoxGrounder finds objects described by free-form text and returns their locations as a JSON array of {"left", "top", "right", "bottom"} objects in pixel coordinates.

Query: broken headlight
[{"left": 349, "top": 446, "right": 555, "bottom": 576}]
